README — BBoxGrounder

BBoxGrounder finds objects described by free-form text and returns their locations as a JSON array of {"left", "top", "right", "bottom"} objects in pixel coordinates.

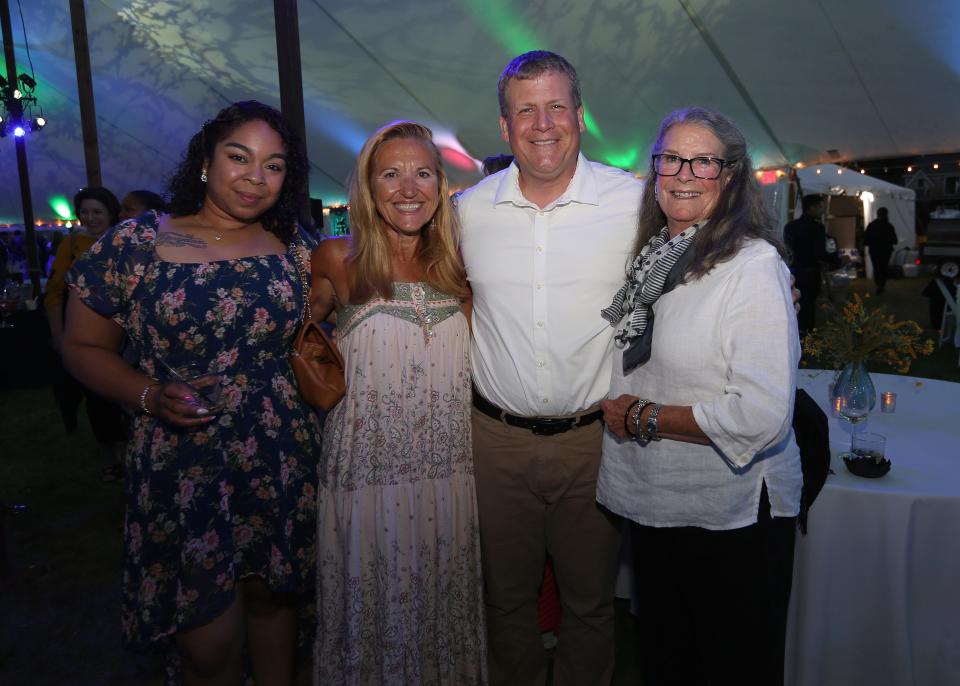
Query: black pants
[
  {"left": 792, "top": 268, "right": 820, "bottom": 335},
  {"left": 631, "top": 485, "right": 796, "bottom": 686},
  {"left": 52, "top": 359, "right": 127, "bottom": 444},
  {"left": 869, "top": 249, "right": 893, "bottom": 290}
]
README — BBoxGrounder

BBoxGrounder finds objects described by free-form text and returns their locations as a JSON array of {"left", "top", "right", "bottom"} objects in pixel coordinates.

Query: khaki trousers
[{"left": 472, "top": 409, "right": 621, "bottom": 686}]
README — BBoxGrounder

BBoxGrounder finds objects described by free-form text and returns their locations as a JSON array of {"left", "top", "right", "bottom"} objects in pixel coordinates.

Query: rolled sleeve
[{"left": 691, "top": 250, "right": 800, "bottom": 467}]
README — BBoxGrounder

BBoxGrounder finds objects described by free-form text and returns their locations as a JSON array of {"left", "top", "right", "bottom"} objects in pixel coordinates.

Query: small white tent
[{"left": 796, "top": 164, "right": 916, "bottom": 249}]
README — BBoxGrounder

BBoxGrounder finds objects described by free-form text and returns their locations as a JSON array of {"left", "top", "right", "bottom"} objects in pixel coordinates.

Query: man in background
[
  {"left": 784, "top": 194, "right": 829, "bottom": 334},
  {"left": 864, "top": 206, "right": 898, "bottom": 294}
]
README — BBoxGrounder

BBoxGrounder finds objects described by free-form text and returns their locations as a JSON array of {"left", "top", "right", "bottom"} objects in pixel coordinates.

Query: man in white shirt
[{"left": 457, "top": 50, "right": 641, "bottom": 686}]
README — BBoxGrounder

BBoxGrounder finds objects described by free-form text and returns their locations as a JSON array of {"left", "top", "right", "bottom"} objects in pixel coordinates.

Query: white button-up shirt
[
  {"left": 458, "top": 154, "right": 642, "bottom": 416},
  {"left": 597, "top": 239, "right": 802, "bottom": 529}
]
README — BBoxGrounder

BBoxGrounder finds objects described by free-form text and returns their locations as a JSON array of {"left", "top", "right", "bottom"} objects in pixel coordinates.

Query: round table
[{"left": 786, "top": 370, "right": 960, "bottom": 686}]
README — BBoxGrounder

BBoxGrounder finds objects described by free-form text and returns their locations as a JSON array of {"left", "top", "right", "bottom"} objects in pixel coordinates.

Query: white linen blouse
[{"left": 597, "top": 238, "right": 802, "bottom": 530}]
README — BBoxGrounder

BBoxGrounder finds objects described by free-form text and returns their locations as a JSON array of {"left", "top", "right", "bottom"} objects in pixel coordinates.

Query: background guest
[
  {"left": 119, "top": 189, "right": 166, "bottom": 221},
  {"left": 599, "top": 107, "right": 801, "bottom": 686},
  {"left": 480, "top": 153, "right": 514, "bottom": 177},
  {"left": 44, "top": 187, "right": 127, "bottom": 476},
  {"left": 784, "top": 194, "right": 829, "bottom": 334},
  {"left": 864, "top": 206, "right": 899, "bottom": 295}
]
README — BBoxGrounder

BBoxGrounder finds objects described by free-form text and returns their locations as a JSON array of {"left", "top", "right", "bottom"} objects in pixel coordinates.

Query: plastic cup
[
  {"left": 172, "top": 362, "right": 224, "bottom": 414},
  {"left": 851, "top": 432, "right": 886, "bottom": 460}
]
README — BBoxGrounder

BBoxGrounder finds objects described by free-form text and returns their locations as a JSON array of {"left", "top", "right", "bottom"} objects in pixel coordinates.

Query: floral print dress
[
  {"left": 68, "top": 214, "right": 321, "bottom": 649},
  {"left": 314, "top": 283, "right": 486, "bottom": 686}
]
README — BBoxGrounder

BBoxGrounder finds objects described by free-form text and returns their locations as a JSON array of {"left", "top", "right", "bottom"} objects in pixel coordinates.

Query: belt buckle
[{"left": 531, "top": 418, "right": 574, "bottom": 436}]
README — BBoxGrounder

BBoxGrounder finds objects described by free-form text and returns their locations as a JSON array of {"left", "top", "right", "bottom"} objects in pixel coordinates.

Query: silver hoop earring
[{"left": 201, "top": 170, "right": 208, "bottom": 183}]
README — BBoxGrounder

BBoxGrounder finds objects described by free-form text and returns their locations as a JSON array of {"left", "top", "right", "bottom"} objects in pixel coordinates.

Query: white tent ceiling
[{"left": 2, "top": 0, "right": 959, "bottom": 225}]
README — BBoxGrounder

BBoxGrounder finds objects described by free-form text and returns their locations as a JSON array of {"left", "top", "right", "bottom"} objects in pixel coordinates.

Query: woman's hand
[
  {"left": 599, "top": 394, "right": 639, "bottom": 441},
  {"left": 145, "top": 381, "right": 218, "bottom": 429}
]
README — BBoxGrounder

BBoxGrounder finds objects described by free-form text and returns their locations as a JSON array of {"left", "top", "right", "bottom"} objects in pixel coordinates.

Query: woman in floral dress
[
  {"left": 63, "top": 101, "right": 321, "bottom": 684},
  {"left": 310, "top": 121, "right": 486, "bottom": 685}
]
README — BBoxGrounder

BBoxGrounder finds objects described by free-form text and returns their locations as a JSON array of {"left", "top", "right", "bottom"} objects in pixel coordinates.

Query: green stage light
[{"left": 50, "top": 196, "right": 74, "bottom": 221}]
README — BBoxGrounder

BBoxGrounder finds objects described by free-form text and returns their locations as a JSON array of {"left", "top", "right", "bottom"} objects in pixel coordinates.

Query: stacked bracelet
[
  {"left": 623, "top": 400, "right": 640, "bottom": 436},
  {"left": 644, "top": 403, "right": 663, "bottom": 441},
  {"left": 139, "top": 382, "right": 159, "bottom": 416},
  {"left": 632, "top": 399, "right": 655, "bottom": 441}
]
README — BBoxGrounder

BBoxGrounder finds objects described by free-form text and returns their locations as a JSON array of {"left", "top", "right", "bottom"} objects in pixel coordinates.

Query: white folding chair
[{"left": 936, "top": 278, "right": 958, "bottom": 349}]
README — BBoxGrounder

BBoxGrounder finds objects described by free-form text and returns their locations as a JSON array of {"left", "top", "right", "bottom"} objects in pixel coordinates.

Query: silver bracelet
[
  {"left": 633, "top": 399, "right": 654, "bottom": 441},
  {"left": 645, "top": 403, "right": 663, "bottom": 441},
  {"left": 139, "top": 382, "right": 159, "bottom": 416}
]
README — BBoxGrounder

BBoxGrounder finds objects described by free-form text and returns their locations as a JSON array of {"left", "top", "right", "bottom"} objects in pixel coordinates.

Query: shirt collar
[{"left": 493, "top": 153, "right": 600, "bottom": 210}]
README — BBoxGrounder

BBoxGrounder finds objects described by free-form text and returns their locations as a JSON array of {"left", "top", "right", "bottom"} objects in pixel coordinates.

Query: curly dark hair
[
  {"left": 166, "top": 101, "right": 308, "bottom": 244},
  {"left": 73, "top": 186, "right": 121, "bottom": 226}
]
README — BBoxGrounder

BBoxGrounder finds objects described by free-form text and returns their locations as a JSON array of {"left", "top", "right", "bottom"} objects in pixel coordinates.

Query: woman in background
[{"left": 45, "top": 186, "right": 127, "bottom": 472}]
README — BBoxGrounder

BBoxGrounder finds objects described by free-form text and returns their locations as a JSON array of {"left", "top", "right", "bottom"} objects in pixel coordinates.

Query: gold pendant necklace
[{"left": 214, "top": 231, "right": 223, "bottom": 241}]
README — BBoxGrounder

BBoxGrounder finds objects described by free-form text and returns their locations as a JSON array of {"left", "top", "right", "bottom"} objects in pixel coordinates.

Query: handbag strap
[{"left": 290, "top": 240, "right": 312, "bottom": 324}]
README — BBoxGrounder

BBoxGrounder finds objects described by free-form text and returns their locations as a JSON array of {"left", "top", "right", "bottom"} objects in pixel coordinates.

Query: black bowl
[{"left": 841, "top": 453, "right": 891, "bottom": 478}]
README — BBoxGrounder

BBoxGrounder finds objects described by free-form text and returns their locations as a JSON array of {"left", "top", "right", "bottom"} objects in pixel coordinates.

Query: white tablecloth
[{"left": 786, "top": 370, "right": 960, "bottom": 686}]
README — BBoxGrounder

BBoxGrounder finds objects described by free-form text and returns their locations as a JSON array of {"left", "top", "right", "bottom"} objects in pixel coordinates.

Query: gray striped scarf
[{"left": 601, "top": 224, "right": 699, "bottom": 371}]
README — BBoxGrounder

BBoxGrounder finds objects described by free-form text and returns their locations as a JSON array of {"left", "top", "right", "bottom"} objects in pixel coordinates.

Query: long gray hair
[{"left": 632, "top": 107, "right": 786, "bottom": 278}]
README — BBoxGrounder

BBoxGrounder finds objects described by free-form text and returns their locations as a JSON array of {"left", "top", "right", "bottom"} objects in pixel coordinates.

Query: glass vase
[{"left": 834, "top": 361, "right": 877, "bottom": 424}]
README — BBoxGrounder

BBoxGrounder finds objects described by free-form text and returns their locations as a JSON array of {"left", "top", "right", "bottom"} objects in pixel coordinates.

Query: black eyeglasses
[{"left": 652, "top": 154, "right": 728, "bottom": 180}]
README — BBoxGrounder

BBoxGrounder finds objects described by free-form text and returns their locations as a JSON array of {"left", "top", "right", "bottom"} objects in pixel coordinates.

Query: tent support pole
[
  {"left": 69, "top": 0, "right": 101, "bottom": 188},
  {"left": 273, "top": 0, "right": 312, "bottom": 231},
  {"left": 0, "top": 0, "right": 40, "bottom": 295}
]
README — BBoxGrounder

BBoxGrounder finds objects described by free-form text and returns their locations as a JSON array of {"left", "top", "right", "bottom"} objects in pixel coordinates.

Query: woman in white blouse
[{"left": 598, "top": 107, "right": 800, "bottom": 686}]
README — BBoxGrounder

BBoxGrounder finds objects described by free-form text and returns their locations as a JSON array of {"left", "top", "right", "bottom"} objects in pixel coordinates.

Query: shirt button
[
  {"left": 542, "top": 398, "right": 549, "bottom": 404},
  {"left": 538, "top": 211, "right": 545, "bottom": 216},
  {"left": 536, "top": 283, "right": 543, "bottom": 289},
  {"left": 536, "top": 246, "right": 543, "bottom": 253},
  {"left": 537, "top": 360, "right": 545, "bottom": 368},
  {"left": 536, "top": 321, "right": 544, "bottom": 328}
]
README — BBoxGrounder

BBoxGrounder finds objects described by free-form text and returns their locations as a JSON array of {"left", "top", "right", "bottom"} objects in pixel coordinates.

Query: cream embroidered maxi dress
[{"left": 314, "top": 282, "right": 486, "bottom": 686}]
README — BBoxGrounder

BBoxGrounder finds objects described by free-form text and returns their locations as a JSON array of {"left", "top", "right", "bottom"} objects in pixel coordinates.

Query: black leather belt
[{"left": 472, "top": 389, "right": 603, "bottom": 436}]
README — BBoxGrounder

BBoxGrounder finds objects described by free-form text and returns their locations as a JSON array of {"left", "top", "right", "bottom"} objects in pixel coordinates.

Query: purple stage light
[{"left": 13, "top": 126, "right": 26, "bottom": 137}]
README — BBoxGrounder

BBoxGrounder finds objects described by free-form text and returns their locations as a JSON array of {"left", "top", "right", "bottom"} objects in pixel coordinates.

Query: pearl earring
[{"left": 201, "top": 169, "right": 208, "bottom": 183}]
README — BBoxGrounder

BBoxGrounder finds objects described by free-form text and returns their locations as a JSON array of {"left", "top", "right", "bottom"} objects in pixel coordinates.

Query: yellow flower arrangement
[{"left": 802, "top": 293, "right": 935, "bottom": 373}]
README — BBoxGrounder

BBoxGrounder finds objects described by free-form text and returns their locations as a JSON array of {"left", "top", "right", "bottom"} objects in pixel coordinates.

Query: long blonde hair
[{"left": 347, "top": 120, "right": 469, "bottom": 303}]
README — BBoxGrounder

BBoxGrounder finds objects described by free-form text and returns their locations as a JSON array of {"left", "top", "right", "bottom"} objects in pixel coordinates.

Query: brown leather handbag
[{"left": 289, "top": 243, "right": 345, "bottom": 410}]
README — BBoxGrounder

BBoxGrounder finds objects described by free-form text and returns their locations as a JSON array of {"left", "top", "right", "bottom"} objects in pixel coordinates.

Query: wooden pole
[
  {"left": 69, "top": 0, "right": 101, "bottom": 187},
  {"left": 272, "top": 0, "right": 313, "bottom": 231},
  {"left": 0, "top": 0, "right": 40, "bottom": 295}
]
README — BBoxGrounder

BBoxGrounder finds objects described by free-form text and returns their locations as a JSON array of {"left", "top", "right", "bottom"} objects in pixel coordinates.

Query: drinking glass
[
  {"left": 851, "top": 432, "right": 886, "bottom": 460},
  {"left": 157, "top": 358, "right": 224, "bottom": 414},
  {"left": 0, "top": 286, "right": 20, "bottom": 329},
  {"left": 835, "top": 361, "right": 876, "bottom": 425}
]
